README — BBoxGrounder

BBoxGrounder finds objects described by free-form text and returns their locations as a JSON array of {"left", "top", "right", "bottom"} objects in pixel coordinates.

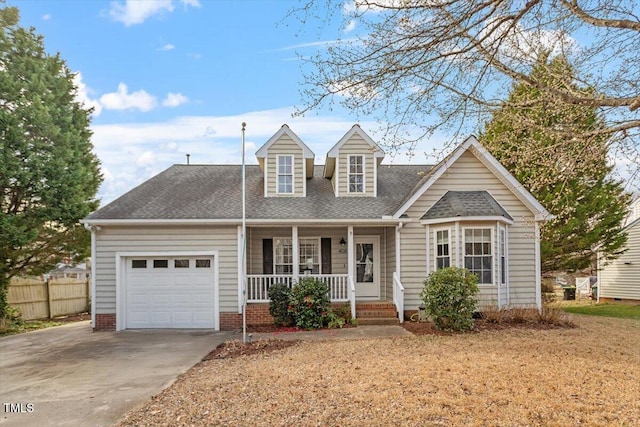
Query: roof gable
[
  {"left": 324, "top": 124, "right": 385, "bottom": 179},
  {"left": 420, "top": 191, "right": 514, "bottom": 224},
  {"left": 393, "top": 135, "right": 552, "bottom": 221},
  {"left": 255, "top": 124, "right": 315, "bottom": 159},
  {"left": 326, "top": 124, "right": 385, "bottom": 158}
]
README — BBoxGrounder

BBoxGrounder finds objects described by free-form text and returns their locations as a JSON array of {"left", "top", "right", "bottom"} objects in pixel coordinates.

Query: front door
[{"left": 354, "top": 236, "right": 380, "bottom": 300}]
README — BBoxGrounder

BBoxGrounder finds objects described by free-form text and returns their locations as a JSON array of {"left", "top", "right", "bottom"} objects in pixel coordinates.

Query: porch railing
[
  {"left": 246, "top": 274, "right": 350, "bottom": 303},
  {"left": 349, "top": 275, "right": 356, "bottom": 320},
  {"left": 246, "top": 275, "right": 293, "bottom": 302},
  {"left": 392, "top": 271, "right": 404, "bottom": 324}
]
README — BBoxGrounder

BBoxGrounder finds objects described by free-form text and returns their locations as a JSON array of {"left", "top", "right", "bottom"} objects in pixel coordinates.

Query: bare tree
[{"left": 293, "top": 0, "right": 639, "bottom": 188}]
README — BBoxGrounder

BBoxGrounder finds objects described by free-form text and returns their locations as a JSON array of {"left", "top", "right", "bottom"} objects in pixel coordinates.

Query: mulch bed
[
  {"left": 207, "top": 318, "right": 574, "bottom": 361},
  {"left": 203, "top": 338, "right": 300, "bottom": 360}
]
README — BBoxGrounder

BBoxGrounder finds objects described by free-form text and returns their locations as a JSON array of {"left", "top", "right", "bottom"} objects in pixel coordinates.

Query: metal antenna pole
[{"left": 241, "top": 122, "right": 247, "bottom": 344}]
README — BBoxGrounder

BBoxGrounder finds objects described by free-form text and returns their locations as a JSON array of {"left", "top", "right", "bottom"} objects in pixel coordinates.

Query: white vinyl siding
[
  {"left": 598, "top": 220, "right": 640, "bottom": 301},
  {"left": 400, "top": 149, "right": 538, "bottom": 309},
  {"left": 265, "top": 135, "right": 304, "bottom": 197},
  {"left": 94, "top": 226, "right": 238, "bottom": 314}
]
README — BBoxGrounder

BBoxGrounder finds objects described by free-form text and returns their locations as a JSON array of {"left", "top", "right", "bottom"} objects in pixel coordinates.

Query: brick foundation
[
  {"left": 94, "top": 314, "right": 116, "bottom": 331},
  {"left": 219, "top": 305, "right": 274, "bottom": 330}
]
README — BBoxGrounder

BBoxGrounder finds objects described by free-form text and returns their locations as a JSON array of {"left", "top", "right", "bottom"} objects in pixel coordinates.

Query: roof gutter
[{"left": 81, "top": 217, "right": 407, "bottom": 227}]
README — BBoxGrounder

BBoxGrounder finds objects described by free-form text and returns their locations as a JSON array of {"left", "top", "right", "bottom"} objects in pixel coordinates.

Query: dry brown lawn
[{"left": 118, "top": 315, "right": 640, "bottom": 426}]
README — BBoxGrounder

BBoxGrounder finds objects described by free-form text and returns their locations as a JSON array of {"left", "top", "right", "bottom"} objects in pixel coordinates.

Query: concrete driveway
[{"left": 0, "top": 321, "right": 233, "bottom": 427}]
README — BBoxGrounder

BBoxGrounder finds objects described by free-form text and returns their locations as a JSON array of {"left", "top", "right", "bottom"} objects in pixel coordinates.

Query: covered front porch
[{"left": 241, "top": 224, "right": 405, "bottom": 322}]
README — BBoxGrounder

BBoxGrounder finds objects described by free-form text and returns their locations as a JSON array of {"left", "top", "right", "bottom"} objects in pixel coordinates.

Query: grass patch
[
  {"left": 0, "top": 319, "right": 63, "bottom": 337},
  {"left": 561, "top": 303, "right": 640, "bottom": 320}
]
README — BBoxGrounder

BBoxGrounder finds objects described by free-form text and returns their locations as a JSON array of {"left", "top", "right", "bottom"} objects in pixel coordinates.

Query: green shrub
[
  {"left": 420, "top": 267, "right": 479, "bottom": 331},
  {"left": 288, "top": 278, "right": 331, "bottom": 330},
  {"left": 267, "top": 283, "right": 293, "bottom": 326}
]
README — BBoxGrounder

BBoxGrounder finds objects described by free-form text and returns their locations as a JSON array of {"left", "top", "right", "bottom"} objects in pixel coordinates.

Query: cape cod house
[{"left": 83, "top": 124, "right": 551, "bottom": 331}]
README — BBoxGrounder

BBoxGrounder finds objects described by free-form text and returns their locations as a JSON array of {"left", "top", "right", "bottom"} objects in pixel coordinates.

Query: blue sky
[
  {"left": 14, "top": 0, "right": 447, "bottom": 205},
  {"left": 13, "top": 1, "right": 639, "bottom": 205}
]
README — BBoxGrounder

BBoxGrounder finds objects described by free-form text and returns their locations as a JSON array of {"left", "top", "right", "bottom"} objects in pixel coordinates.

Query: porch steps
[{"left": 356, "top": 301, "right": 400, "bottom": 326}]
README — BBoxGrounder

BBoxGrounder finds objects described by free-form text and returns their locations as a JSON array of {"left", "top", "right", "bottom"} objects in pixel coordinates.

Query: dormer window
[
  {"left": 348, "top": 155, "right": 364, "bottom": 193},
  {"left": 277, "top": 155, "right": 293, "bottom": 194}
]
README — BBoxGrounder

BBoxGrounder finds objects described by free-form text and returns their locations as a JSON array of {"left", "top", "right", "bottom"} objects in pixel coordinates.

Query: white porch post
[
  {"left": 292, "top": 225, "right": 299, "bottom": 283},
  {"left": 348, "top": 225, "right": 355, "bottom": 318},
  {"left": 395, "top": 223, "right": 402, "bottom": 279},
  {"left": 347, "top": 225, "right": 354, "bottom": 282}
]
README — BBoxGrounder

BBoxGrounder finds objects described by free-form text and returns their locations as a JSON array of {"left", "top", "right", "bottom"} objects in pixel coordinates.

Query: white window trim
[
  {"left": 273, "top": 237, "right": 293, "bottom": 274},
  {"left": 497, "top": 223, "right": 510, "bottom": 307},
  {"left": 434, "top": 227, "right": 452, "bottom": 271},
  {"left": 298, "top": 237, "right": 322, "bottom": 274},
  {"left": 276, "top": 155, "right": 294, "bottom": 195},
  {"left": 462, "top": 226, "right": 494, "bottom": 286},
  {"left": 272, "top": 236, "right": 322, "bottom": 275},
  {"left": 347, "top": 154, "right": 365, "bottom": 194}
]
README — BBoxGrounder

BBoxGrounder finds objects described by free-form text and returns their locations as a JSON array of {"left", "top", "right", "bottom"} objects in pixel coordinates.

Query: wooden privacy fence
[{"left": 8, "top": 278, "right": 90, "bottom": 320}]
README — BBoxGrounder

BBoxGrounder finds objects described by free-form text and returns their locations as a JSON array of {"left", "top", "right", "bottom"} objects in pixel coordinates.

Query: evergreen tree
[
  {"left": 0, "top": 5, "right": 102, "bottom": 320},
  {"left": 481, "top": 55, "right": 629, "bottom": 273}
]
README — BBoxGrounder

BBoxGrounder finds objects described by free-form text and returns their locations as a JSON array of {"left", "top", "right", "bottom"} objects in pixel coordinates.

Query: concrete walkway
[
  {"left": 235, "top": 325, "right": 413, "bottom": 342},
  {"left": 0, "top": 321, "right": 233, "bottom": 427}
]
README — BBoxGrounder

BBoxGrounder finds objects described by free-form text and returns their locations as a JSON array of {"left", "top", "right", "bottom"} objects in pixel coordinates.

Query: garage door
[{"left": 125, "top": 255, "right": 216, "bottom": 329}]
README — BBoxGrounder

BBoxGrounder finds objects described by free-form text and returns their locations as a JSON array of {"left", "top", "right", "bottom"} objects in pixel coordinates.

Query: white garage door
[{"left": 125, "top": 255, "right": 216, "bottom": 329}]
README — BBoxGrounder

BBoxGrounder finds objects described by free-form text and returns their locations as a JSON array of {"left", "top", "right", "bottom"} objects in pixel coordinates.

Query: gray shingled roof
[
  {"left": 86, "top": 164, "right": 432, "bottom": 221},
  {"left": 420, "top": 191, "right": 513, "bottom": 221}
]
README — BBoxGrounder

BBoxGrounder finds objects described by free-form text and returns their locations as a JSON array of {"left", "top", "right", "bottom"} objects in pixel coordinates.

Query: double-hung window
[
  {"left": 499, "top": 227, "right": 506, "bottom": 286},
  {"left": 435, "top": 229, "right": 451, "bottom": 270},
  {"left": 299, "top": 238, "right": 320, "bottom": 274},
  {"left": 277, "top": 155, "right": 293, "bottom": 194},
  {"left": 274, "top": 238, "right": 293, "bottom": 274},
  {"left": 464, "top": 228, "right": 492, "bottom": 284},
  {"left": 348, "top": 155, "right": 364, "bottom": 193}
]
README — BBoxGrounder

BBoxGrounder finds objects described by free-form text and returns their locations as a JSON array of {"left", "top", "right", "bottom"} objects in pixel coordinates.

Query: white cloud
[
  {"left": 73, "top": 73, "right": 103, "bottom": 116},
  {"left": 108, "top": 0, "right": 200, "bottom": 26},
  {"left": 187, "top": 52, "right": 202, "bottom": 59},
  {"left": 343, "top": 0, "right": 400, "bottom": 14},
  {"left": 136, "top": 151, "right": 157, "bottom": 167},
  {"left": 181, "top": 0, "right": 201, "bottom": 7},
  {"left": 99, "top": 83, "right": 158, "bottom": 112},
  {"left": 329, "top": 79, "right": 378, "bottom": 100},
  {"left": 158, "top": 43, "right": 175, "bottom": 51},
  {"left": 42, "top": 14, "right": 51, "bottom": 21},
  {"left": 90, "top": 107, "right": 444, "bottom": 205},
  {"left": 162, "top": 92, "right": 189, "bottom": 107},
  {"left": 344, "top": 19, "right": 356, "bottom": 33},
  {"left": 479, "top": 19, "right": 579, "bottom": 63}
]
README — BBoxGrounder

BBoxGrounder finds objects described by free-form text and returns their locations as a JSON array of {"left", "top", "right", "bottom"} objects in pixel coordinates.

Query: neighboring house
[
  {"left": 47, "top": 263, "right": 90, "bottom": 281},
  {"left": 82, "top": 124, "right": 551, "bottom": 331},
  {"left": 597, "top": 197, "right": 640, "bottom": 303}
]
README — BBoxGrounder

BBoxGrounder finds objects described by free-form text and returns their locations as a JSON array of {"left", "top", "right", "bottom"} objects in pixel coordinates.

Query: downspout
[{"left": 83, "top": 223, "right": 100, "bottom": 329}]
